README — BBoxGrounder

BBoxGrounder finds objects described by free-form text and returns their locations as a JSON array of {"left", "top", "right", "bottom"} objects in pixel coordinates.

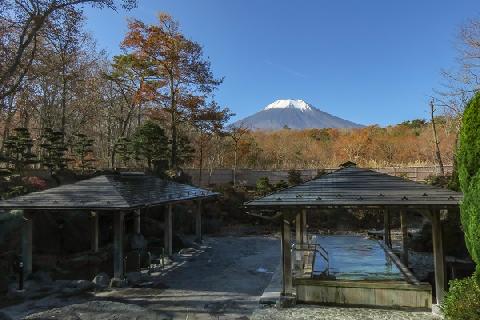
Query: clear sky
[{"left": 83, "top": 0, "right": 479, "bottom": 126}]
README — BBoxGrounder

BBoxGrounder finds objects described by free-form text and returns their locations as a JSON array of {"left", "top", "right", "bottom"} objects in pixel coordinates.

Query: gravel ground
[{"left": 251, "top": 305, "right": 440, "bottom": 320}]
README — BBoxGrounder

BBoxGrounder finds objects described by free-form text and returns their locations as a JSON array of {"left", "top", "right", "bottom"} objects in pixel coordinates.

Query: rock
[
  {"left": 126, "top": 272, "right": 146, "bottom": 285},
  {"left": 61, "top": 280, "right": 94, "bottom": 296},
  {"left": 126, "top": 272, "right": 142, "bottom": 285},
  {"left": 31, "top": 271, "right": 52, "bottom": 284},
  {"left": 73, "top": 279, "right": 95, "bottom": 291},
  {"left": 179, "top": 247, "right": 199, "bottom": 255},
  {"left": 110, "top": 278, "right": 128, "bottom": 288},
  {"left": 277, "top": 296, "right": 296, "bottom": 308},
  {"left": 92, "top": 272, "right": 110, "bottom": 289}
]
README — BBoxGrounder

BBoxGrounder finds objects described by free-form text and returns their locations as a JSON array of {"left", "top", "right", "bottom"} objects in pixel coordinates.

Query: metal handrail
[{"left": 291, "top": 242, "right": 330, "bottom": 275}]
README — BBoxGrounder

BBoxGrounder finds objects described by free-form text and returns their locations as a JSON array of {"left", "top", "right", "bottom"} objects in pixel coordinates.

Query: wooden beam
[
  {"left": 21, "top": 210, "right": 32, "bottom": 278},
  {"left": 133, "top": 209, "right": 141, "bottom": 234},
  {"left": 281, "top": 216, "right": 293, "bottom": 296},
  {"left": 302, "top": 209, "right": 308, "bottom": 244},
  {"left": 295, "top": 212, "right": 302, "bottom": 269},
  {"left": 431, "top": 209, "right": 445, "bottom": 305},
  {"left": 195, "top": 199, "right": 202, "bottom": 242},
  {"left": 383, "top": 209, "right": 392, "bottom": 248},
  {"left": 164, "top": 204, "right": 173, "bottom": 256},
  {"left": 91, "top": 211, "right": 99, "bottom": 253},
  {"left": 400, "top": 209, "right": 408, "bottom": 266},
  {"left": 113, "top": 211, "right": 125, "bottom": 279}
]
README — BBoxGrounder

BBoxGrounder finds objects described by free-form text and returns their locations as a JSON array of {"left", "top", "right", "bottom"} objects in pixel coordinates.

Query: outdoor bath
[
  {"left": 312, "top": 235, "right": 404, "bottom": 281},
  {"left": 294, "top": 234, "right": 432, "bottom": 309}
]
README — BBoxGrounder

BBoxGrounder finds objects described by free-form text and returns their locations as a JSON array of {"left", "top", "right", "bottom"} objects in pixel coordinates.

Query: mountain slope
[{"left": 233, "top": 99, "right": 363, "bottom": 130}]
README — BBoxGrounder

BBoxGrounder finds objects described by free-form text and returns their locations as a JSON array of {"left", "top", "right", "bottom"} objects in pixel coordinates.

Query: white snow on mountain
[
  {"left": 232, "top": 98, "right": 363, "bottom": 130},
  {"left": 264, "top": 99, "right": 313, "bottom": 112}
]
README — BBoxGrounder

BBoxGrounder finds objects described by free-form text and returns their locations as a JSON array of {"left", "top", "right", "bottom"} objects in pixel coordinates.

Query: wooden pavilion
[
  {"left": 245, "top": 165, "right": 463, "bottom": 310},
  {"left": 0, "top": 172, "right": 217, "bottom": 281}
]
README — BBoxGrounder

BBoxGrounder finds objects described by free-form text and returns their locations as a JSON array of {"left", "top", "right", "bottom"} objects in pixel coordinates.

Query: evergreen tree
[
  {"left": 457, "top": 93, "right": 480, "bottom": 270},
  {"left": 2, "top": 128, "right": 36, "bottom": 172},
  {"left": 175, "top": 133, "right": 195, "bottom": 167},
  {"left": 132, "top": 121, "right": 168, "bottom": 170},
  {"left": 40, "top": 128, "right": 69, "bottom": 174},
  {"left": 72, "top": 133, "right": 95, "bottom": 172},
  {"left": 113, "top": 137, "right": 132, "bottom": 168}
]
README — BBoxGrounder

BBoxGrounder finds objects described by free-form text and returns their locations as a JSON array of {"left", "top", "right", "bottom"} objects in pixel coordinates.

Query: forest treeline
[
  {"left": 196, "top": 119, "right": 457, "bottom": 170},
  {"left": 0, "top": 1, "right": 478, "bottom": 177}
]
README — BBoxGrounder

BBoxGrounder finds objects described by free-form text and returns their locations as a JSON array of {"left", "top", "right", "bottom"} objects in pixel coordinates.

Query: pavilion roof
[
  {"left": 0, "top": 173, "right": 217, "bottom": 210},
  {"left": 245, "top": 166, "right": 462, "bottom": 209}
]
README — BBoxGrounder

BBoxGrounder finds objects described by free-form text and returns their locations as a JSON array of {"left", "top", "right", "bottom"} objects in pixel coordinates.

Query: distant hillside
[{"left": 232, "top": 99, "right": 363, "bottom": 130}]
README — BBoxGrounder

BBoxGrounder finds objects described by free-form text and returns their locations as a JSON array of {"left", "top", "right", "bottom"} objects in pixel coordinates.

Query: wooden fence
[{"left": 184, "top": 165, "right": 454, "bottom": 187}]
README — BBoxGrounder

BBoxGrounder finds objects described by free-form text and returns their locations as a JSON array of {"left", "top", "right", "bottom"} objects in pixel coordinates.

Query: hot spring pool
[{"left": 313, "top": 235, "right": 404, "bottom": 281}]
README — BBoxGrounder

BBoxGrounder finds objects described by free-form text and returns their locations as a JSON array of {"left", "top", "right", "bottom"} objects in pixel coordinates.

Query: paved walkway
[
  {"left": 7, "top": 236, "right": 280, "bottom": 320},
  {"left": 252, "top": 305, "right": 440, "bottom": 320}
]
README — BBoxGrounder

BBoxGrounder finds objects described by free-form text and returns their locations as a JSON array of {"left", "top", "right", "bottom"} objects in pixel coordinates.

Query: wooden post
[
  {"left": 400, "top": 209, "right": 408, "bottom": 266},
  {"left": 91, "top": 211, "right": 99, "bottom": 253},
  {"left": 295, "top": 212, "right": 302, "bottom": 268},
  {"left": 195, "top": 199, "right": 202, "bottom": 242},
  {"left": 384, "top": 209, "right": 392, "bottom": 248},
  {"left": 302, "top": 209, "right": 307, "bottom": 244},
  {"left": 22, "top": 210, "right": 32, "bottom": 278},
  {"left": 133, "top": 209, "right": 141, "bottom": 234},
  {"left": 164, "top": 204, "right": 173, "bottom": 256},
  {"left": 113, "top": 211, "right": 125, "bottom": 279},
  {"left": 281, "top": 216, "right": 293, "bottom": 296},
  {"left": 431, "top": 209, "right": 445, "bottom": 305}
]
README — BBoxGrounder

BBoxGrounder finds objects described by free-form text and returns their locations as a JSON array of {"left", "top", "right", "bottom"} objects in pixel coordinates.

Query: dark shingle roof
[
  {"left": 0, "top": 174, "right": 217, "bottom": 210},
  {"left": 245, "top": 166, "right": 462, "bottom": 208}
]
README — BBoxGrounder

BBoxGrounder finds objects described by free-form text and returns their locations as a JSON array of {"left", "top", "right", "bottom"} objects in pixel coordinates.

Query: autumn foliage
[{"left": 188, "top": 121, "right": 456, "bottom": 171}]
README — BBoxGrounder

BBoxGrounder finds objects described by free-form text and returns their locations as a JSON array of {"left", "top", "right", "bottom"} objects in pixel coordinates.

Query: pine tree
[
  {"left": 2, "top": 127, "right": 36, "bottom": 172},
  {"left": 72, "top": 133, "right": 95, "bottom": 172},
  {"left": 132, "top": 121, "right": 168, "bottom": 170},
  {"left": 40, "top": 128, "right": 69, "bottom": 174}
]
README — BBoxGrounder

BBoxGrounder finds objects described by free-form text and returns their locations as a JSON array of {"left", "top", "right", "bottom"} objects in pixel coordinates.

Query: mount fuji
[{"left": 232, "top": 99, "right": 363, "bottom": 130}]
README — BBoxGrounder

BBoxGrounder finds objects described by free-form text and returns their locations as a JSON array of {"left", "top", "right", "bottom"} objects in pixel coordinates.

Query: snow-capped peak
[{"left": 264, "top": 99, "right": 313, "bottom": 112}]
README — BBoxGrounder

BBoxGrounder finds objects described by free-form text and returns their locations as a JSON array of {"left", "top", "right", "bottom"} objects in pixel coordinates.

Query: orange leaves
[{"left": 232, "top": 123, "right": 456, "bottom": 169}]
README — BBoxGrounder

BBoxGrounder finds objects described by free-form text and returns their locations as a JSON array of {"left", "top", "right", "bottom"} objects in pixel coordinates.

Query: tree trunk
[
  {"left": 111, "top": 146, "right": 116, "bottom": 169},
  {"left": 169, "top": 83, "right": 177, "bottom": 169},
  {"left": 199, "top": 140, "right": 203, "bottom": 186},
  {"left": 61, "top": 60, "right": 67, "bottom": 134},
  {"left": 233, "top": 144, "right": 237, "bottom": 187},
  {"left": 430, "top": 100, "right": 445, "bottom": 176}
]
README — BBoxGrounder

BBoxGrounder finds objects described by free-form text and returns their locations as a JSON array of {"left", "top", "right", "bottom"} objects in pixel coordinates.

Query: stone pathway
[
  {"left": 252, "top": 305, "right": 440, "bottom": 320},
  {"left": 2, "top": 236, "right": 280, "bottom": 319}
]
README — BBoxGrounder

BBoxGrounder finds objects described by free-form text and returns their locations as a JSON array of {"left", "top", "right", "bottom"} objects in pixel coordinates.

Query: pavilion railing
[{"left": 292, "top": 242, "right": 330, "bottom": 277}]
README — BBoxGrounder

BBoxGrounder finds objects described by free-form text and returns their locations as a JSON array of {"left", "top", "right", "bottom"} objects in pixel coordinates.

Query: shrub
[
  {"left": 256, "top": 177, "right": 272, "bottom": 195},
  {"left": 459, "top": 171, "right": 480, "bottom": 265},
  {"left": 425, "top": 174, "right": 451, "bottom": 188},
  {"left": 443, "top": 92, "right": 480, "bottom": 319},
  {"left": 274, "top": 180, "right": 289, "bottom": 190},
  {"left": 442, "top": 274, "right": 480, "bottom": 320},
  {"left": 287, "top": 169, "right": 302, "bottom": 185},
  {"left": 458, "top": 93, "right": 480, "bottom": 192},
  {"left": 22, "top": 176, "right": 48, "bottom": 191},
  {"left": 457, "top": 92, "right": 480, "bottom": 268}
]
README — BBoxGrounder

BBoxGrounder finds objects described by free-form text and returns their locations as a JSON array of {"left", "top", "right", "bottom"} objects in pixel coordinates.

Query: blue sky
[{"left": 83, "top": 0, "right": 479, "bottom": 126}]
